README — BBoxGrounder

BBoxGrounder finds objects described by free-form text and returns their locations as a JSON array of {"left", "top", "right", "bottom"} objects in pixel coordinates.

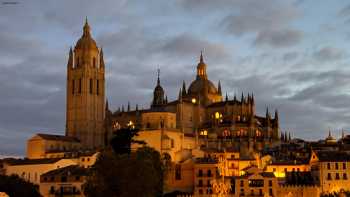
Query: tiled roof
[
  {"left": 36, "top": 133, "right": 80, "bottom": 142},
  {"left": 316, "top": 151, "right": 350, "bottom": 162},
  {"left": 6, "top": 158, "right": 61, "bottom": 166},
  {"left": 41, "top": 165, "right": 88, "bottom": 177}
]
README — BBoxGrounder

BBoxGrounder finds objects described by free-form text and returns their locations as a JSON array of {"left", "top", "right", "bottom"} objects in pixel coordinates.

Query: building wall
[
  {"left": 5, "top": 159, "right": 77, "bottom": 185},
  {"left": 277, "top": 185, "right": 320, "bottom": 197},
  {"left": 193, "top": 163, "right": 218, "bottom": 195},
  {"left": 234, "top": 174, "right": 277, "bottom": 197},
  {"left": 27, "top": 135, "right": 82, "bottom": 159},
  {"left": 141, "top": 112, "right": 177, "bottom": 129},
  {"left": 318, "top": 161, "right": 350, "bottom": 193},
  {"left": 132, "top": 129, "right": 196, "bottom": 162},
  {"left": 266, "top": 164, "right": 310, "bottom": 178}
]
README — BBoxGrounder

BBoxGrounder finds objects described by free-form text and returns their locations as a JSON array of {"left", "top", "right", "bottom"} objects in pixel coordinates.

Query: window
[
  {"left": 336, "top": 173, "right": 340, "bottom": 180},
  {"left": 175, "top": 164, "right": 181, "bottom": 180},
  {"left": 240, "top": 189, "right": 244, "bottom": 196},
  {"left": 89, "top": 79, "right": 93, "bottom": 94},
  {"left": 198, "top": 169, "right": 203, "bottom": 177},
  {"left": 50, "top": 176, "right": 54, "bottom": 181},
  {"left": 327, "top": 163, "right": 331, "bottom": 170},
  {"left": 61, "top": 176, "right": 67, "bottom": 182},
  {"left": 269, "top": 180, "right": 272, "bottom": 187},
  {"left": 207, "top": 180, "right": 211, "bottom": 187},
  {"left": 198, "top": 180, "right": 203, "bottom": 187},
  {"left": 96, "top": 79, "right": 99, "bottom": 95},
  {"left": 75, "top": 176, "right": 80, "bottom": 181},
  {"left": 82, "top": 158, "right": 85, "bottom": 162},
  {"left": 50, "top": 186, "right": 55, "bottom": 194},
  {"left": 72, "top": 80, "right": 75, "bottom": 94},
  {"left": 284, "top": 168, "right": 287, "bottom": 172},
  {"left": 199, "top": 189, "right": 203, "bottom": 194},
  {"left": 269, "top": 188, "right": 273, "bottom": 196},
  {"left": 273, "top": 168, "right": 276, "bottom": 172},
  {"left": 240, "top": 180, "right": 244, "bottom": 187},
  {"left": 78, "top": 79, "right": 81, "bottom": 93},
  {"left": 327, "top": 173, "right": 332, "bottom": 180},
  {"left": 93, "top": 57, "right": 96, "bottom": 67},
  {"left": 171, "top": 139, "right": 174, "bottom": 148},
  {"left": 259, "top": 189, "right": 262, "bottom": 196},
  {"left": 343, "top": 163, "right": 346, "bottom": 170},
  {"left": 207, "top": 170, "right": 212, "bottom": 177},
  {"left": 336, "top": 163, "right": 339, "bottom": 170},
  {"left": 344, "top": 173, "right": 347, "bottom": 180}
]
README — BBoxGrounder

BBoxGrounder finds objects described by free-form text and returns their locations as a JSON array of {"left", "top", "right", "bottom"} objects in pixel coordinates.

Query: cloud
[
  {"left": 313, "top": 47, "right": 346, "bottom": 62},
  {"left": 254, "top": 29, "right": 303, "bottom": 47}
]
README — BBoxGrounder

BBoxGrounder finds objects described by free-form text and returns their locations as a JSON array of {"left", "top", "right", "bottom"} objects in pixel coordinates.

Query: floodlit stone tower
[{"left": 66, "top": 18, "right": 105, "bottom": 149}]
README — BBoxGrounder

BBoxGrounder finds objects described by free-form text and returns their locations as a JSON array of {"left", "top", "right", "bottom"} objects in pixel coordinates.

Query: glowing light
[
  {"left": 273, "top": 171, "right": 285, "bottom": 178},
  {"left": 215, "top": 112, "right": 220, "bottom": 119},
  {"left": 191, "top": 98, "right": 196, "bottom": 104}
]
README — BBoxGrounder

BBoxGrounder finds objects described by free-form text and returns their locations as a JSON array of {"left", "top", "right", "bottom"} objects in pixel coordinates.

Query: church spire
[
  {"left": 200, "top": 50, "right": 204, "bottom": 63},
  {"left": 157, "top": 68, "right": 160, "bottom": 86},
  {"left": 182, "top": 80, "right": 187, "bottom": 96},
  {"left": 225, "top": 93, "right": 228, "bottom": 101},
  {"left": 67, "top": 47, "right": 73, "bottom": 69},
  {"left": 100, "top": 48, "right": 105, "bottom": 69},
  {"left": 83, "top": 17, "right": 91, "bottom": 37},
  {"left": 218, "top": 80, "right": 222, "bottom": 95}
]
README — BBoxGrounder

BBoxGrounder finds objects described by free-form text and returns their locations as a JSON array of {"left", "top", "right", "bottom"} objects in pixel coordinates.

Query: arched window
[
  {"left": 89, "top": 79, "right": 93, "bottom": 94},
  {"left": 78, "top": 79, "right": 82, "bottom": 93},
  {"left": 93, "top": 57, "right": 96, "bottom": 68},
  {"left": 96, "top": 79, "right": 99, "bottom": 95},
  {"left": 72, "top": 80, "right": 75, "bottom": 94}
]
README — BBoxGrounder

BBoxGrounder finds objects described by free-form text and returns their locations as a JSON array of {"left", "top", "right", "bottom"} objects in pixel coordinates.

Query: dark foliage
[
  {"left": 110, "top": 127, "right": 145, "bottom": 155},
  {"left": 0, "top": 174, "right": 41, "bottom": 197},
  {"left": 84, "top": 127, "right": 166, "bottom": 197}
]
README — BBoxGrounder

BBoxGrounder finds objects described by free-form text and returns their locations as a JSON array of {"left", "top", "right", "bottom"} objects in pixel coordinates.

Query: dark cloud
[
  {"left": 0, "top": 1, "right": 348, "bottom": 156},
  {"left": 313, "top": 47, "right": 346, "bottom": 62},
  {"left": 254, "top": 29, "right": 303, "bottom": 47},
  {"left": 283, "top": 52, "right": 299, "bottom": 61}
]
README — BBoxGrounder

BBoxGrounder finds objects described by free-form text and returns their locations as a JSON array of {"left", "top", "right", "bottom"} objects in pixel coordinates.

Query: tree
[
  {"left": 84, "top": 126, "right": 166, "bottom": 197},
  {"left": 0, "top": 174, "right": 41, "bottom": 197},
  {"left": 84, "top": 147, "right": 165, "bottom": 197},
  {"left": 110, "top": 127, "right": 145, "bottom": 155}
]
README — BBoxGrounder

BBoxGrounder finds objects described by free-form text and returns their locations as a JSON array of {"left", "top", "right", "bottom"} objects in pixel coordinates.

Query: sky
[{"left": 1, "top": 0, "right": 350, "bottom": 156}]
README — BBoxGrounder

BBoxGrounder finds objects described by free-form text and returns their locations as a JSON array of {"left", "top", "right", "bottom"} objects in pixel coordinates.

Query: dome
[
  {"left": 188, "top": 78, "right": 218, "bottom": 95},
  {"left": 75, "top": 19, "right": 98, "bottom": 51},
  {"left": 75, "top": 36, "right": 98, "bottom": 50}
]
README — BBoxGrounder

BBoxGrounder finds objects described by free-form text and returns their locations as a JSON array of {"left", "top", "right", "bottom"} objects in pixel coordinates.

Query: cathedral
[{"left": 65, "top": 19, "right": 280, "bottom": 154}]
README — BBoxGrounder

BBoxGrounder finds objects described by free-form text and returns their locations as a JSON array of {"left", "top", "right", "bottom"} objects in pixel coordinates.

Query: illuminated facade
[
  {"left": 108, "top": 52, "right": 280, "bottom": 155},
  {"left": 65, "top": 19, "right": 106, "bottom": 149}
]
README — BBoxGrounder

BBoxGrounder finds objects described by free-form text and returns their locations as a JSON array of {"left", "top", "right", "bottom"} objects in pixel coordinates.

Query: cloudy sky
[{"left": 1, "top": 0, "right": 350, "bottom": 156}]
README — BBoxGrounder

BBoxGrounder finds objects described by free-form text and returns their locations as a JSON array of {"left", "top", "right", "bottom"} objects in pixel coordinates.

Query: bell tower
[{"left": 66, "top": 18, "right": 105, "bottom": 149}]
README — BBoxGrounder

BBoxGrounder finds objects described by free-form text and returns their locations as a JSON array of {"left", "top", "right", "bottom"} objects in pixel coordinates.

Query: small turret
[
  {"left": 182, "top": 81, "right": 187, "bottom": 96},
  {"left": 122, "top": 105, "right": 125, "bottom": 112},
  {"left": 225, "top": 93, "right": 228, "bottom": 102},
  {"left": 127, "top": 101, "right": 130, "bottom": 112},
  {"left": 178, "top": 89, "right": 182, "bottom": 102},
  {"left": 218, "top": 80, "right": 222, "bottom": 95},
  {"left": 136, "top": 104, "right": 139, "bottom": 111},
  {"left": 241, "top": 92, "right": 244, "bottom": 103},
  {"left": 67, "top": 47, "right": 73, "bottom": 69},
  {"left": 234, "top": 94, "right": 237, "bottom": 102},
  {"left": 105, "top": 99, "right": 109, "bottom": 111},
  {"left": 100, "top": 48, "right": 105, "bottom": 69}
]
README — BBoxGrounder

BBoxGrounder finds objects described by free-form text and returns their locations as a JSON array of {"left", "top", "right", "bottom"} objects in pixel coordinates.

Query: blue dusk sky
[{"left": 1, "top": 0, "right": 350, "bottom": 156}]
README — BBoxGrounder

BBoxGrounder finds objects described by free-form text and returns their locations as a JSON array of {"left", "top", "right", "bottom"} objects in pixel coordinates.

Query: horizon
[{"left": 1, "top": 0, "right": 350, "bottom": 156}]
